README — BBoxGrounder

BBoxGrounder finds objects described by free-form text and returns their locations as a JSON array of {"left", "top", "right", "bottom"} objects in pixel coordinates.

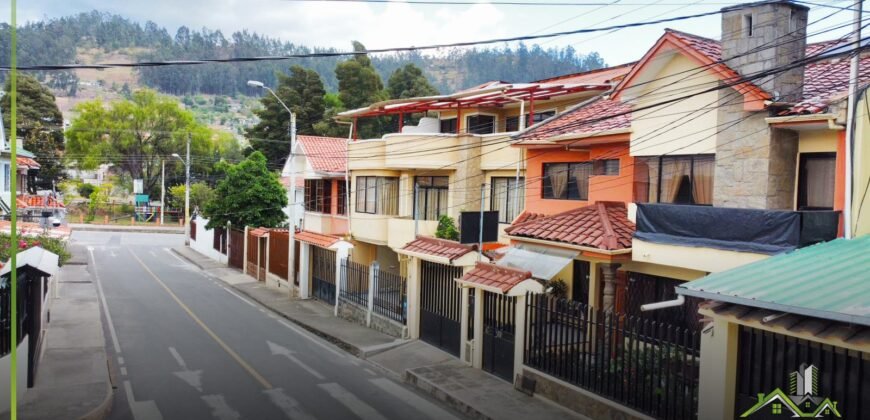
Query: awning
[
  {"left": 456, "top": 262, "right": 543, "bottom": 296},
  {"left": 495, "top": 244, "right": 577, "bottom": 281},
  {"left": 295, "top": 230, "right": 341, "bottom": 248},
  {"left": 0, "top": 246, "right": 59, "bottom": 278}
]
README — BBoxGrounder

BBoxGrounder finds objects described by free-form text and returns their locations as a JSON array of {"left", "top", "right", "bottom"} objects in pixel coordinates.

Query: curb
[
  {"left": 78, "top": 370, "right": 114, "bottom": 420},
  {"left": 71, "top": 225, "right": 184, "bottom": 234},
  {"left": 405, "top": 368, "right": 490, "bottom": 420}
]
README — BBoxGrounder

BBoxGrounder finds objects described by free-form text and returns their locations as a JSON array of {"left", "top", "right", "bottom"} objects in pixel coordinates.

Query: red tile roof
[
  {"left": 297, "top": 135, "right": 347, "bottom": 173},
  {"left": 458, "top": 262, "right": 532, "bottom": 294},
  {"left": 535, "top": 62, "right": 634, "bottom": 85},
  {"left": 401, "top": 236, "right": 476, "bottom": 261},
  {"left": 249, "top": 227, "right": 270, "bottom": 238},
  {"left": 516, "top": 97, "right": 631, "bottom": 142},
  {"left": 17, "top": 157, "right": 40, "bottom": 169},
  {"left": 295, "top": 230, "right": 341, "bottom": 248},
  {"left": 512, "top": 210, "right": 546, "bottom": 225},
  {"left": 505, "top": 202, "right": 634, "bottom": 251},
  {"left": 18, "top": 195, "right": 64, "bottom": 208}
]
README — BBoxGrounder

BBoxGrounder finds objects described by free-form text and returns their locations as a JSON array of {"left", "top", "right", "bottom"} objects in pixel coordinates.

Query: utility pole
[
  {"left": 844, "top": 0, "right": 862, "bottom": 239},
  {"left": 288, "top": 113, "right": 297, "bottom": 286},
  {"left": 414, "top": 183, "right": 419, "bottom": 237},
  {"left": 478, "top": 183, "right": 485, "bottom": 261},
  {"left": 185, "top": 134, "right": 191, "bottom": 243},
  {"left": 160, "top": 159, "right": 165, "bottom": 225}
]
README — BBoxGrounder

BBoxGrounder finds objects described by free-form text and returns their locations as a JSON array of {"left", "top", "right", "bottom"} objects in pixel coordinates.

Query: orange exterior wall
[{"left": 523, "top": 142, "right": 634, "bottom": 216}]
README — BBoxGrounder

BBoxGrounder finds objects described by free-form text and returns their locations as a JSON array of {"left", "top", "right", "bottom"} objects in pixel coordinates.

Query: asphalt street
[{"left": 72, "top": 231, "right": 464, "bottom": 420}]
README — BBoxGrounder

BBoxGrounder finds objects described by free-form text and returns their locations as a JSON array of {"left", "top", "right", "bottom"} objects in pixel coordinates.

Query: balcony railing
[{"left": 634, "top": 203, "right": 840, "bottom": 255}]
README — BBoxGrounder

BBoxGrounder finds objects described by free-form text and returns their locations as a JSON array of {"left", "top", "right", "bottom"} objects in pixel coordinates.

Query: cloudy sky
[{"left": 9, "top": 0, "right": 860, "bottom": 66}]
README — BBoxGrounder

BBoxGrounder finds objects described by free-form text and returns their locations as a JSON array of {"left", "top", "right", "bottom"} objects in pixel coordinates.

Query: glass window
[
  {"left": 491, "top": 177, "right": 525, "bottom": 223},
  {"left": 798, "top": 152, "right": 836, "bottom": 210},
  {"left": 355, "top": 176, "right": 399, "bottom": 215},
  {"left": 466, "top": 114, "right": 495, "bottom": 134},
  {"left": 506, "top": 110, "right": 556, "bottom": 132},
  {"left": 337, "top": 181, "right": 347, "bottom": 215},
  {"left": 593, "top": 159, "right": 620, "bottom": 176},
  {"left": 414, "top": 176, "right": 449, "bottom": 221},
  {"left": 2, "top": 164, "right": 9, "bottom": 192},
  {"left": 542, "top": 162, "right": 592, "bottom": 200},
  {"left": 304, "top": 179, "right": 332, "bottom": 213},
  {"left": 439, "top": 118, "right": 457, "bottom": 134},
  {"left": 655, "top": 155, "right": 714, "bottom": 205}
]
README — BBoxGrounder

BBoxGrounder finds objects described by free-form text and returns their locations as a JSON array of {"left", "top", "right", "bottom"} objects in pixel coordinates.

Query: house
[{"left": 0, "top": 115, "right": 64, "bottom": 222}]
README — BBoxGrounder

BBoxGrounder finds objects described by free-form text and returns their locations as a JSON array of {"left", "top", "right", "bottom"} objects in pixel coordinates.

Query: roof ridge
[
  {"left": 596, "top": 202, "right": 618, "bottom": 250},
  {"left": 476, "top": 261, "right": 531, "bottom": 278},
  {"left": 664, "top": 28, "right": 719, "bottom": 43}
]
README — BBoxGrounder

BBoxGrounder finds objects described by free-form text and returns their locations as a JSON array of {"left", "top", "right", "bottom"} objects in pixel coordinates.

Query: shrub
[
  {"left": 77, "top": 183, "right": 96, "bottom": 198},
  {"left": 0, "top": 233, "right": 71, "bottom": 266},
  {"left": 435, "top": 215, "right": 459, "bottom": 241}
]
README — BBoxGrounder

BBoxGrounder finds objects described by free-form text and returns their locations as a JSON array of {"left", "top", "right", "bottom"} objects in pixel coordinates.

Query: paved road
[{"left": 72, "top": 231, "right": 463, "bottom": 420}]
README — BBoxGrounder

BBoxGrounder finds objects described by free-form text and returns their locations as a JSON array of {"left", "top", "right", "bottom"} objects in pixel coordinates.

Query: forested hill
[{"left": 0, "top": 11, "right": 606, "bottom": 95}]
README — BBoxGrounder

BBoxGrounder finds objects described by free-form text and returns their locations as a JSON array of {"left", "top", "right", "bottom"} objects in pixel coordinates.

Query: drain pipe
[
  {"left": 640, "top": 295, "right": 684, "bottom": 312},
  {"left": 335, "top": 120, "right": 354, "bottom": 238},
  {"left": 501, "top": 95, "right": 525, "bottom": 221}
]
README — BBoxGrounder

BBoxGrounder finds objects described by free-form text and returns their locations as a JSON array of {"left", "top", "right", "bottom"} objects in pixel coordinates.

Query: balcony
[
  {"left": 350, "top": 213, "right": 438, "bottom": 248},
  {"left": 348, "top": 132, "right": 521, "bottom": 172},
  {"left": 632, "top": 203, "right": 840, "bottom": 273},
  {"left": 303, "top": 212, "right": 348, "bottom": 237}
]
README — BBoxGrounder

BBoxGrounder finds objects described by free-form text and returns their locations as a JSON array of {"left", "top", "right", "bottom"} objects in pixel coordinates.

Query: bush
[
  {"left": 0, "top": 233, "right": 71, "bottom": 266},
  {"left": 77, "top": 183, "right": 96, "bottom": 198},
  {"left": 435, "top": 215, "right": 459, "bottom": 241}
]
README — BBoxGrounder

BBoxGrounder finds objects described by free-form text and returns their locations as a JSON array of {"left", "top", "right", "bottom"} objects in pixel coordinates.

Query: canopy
[{"left": 495, "top": 244, "right": 577, "bottom": 281}]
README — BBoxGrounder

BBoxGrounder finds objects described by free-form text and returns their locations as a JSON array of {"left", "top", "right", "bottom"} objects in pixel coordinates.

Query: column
[
  {"left": 698, "top": 318, "right": 739, "bottom": 420},
  {"left": 513, "top": 293, "right": 527, "bottom": 378},
  {"left": 600, "top": 263, "right": 619, "bottom": 313},
  {"left": 459, "top": 286, "right": 471, "bottom": 364},
  {"left": 406, "top": 257, "right": 422, "bottom": 339},
  {"left": 472, "top": 287, "right": 484, "bottom": 369},
  {"left": 299, "top": 243, "right": 311, "bottom": 299},
  {"left": 334, "top": 246, "right": 350, "bottom": 316},
  {"left": 243, "top": 226, "right": 249, "bottom": 274}
]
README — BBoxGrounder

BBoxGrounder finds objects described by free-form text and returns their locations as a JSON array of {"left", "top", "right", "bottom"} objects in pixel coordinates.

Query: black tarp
[{"left": 634, "top": 203, "right": 801, "bottom": 254}]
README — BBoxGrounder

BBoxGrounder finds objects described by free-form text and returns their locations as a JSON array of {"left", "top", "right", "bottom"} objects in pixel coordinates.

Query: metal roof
[
  {"left": 0, "top": 246, "right": 60, "bottom": 279},
  {"left": 677, "top": 235, "right": 870, "bottom": 327}
]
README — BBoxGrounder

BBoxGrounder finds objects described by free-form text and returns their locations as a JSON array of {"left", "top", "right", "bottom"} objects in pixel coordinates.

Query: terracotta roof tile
[
  {"left": 516, "top": 97, "right": 631, "bottom": 141},
  {"left": 249, "top": 227, "right": 270, "bottom": 238},
  {"left": 295, "top": 230, "right": 341, "bottom": 248},
  {"left": 297, "top": 135, "right": 347, "bottom": 173},
  {"left": 512, "top": 211, "right": 547, "bottom": 225},
  {"left": 17, "top": 157, "right": 40, "bottom": 169},
  {"left": 401, "top": 236, "right": 476, "bottom": 261},
  {"left": 535, "top": 62, "right": 634, "bottom": 85},
  {"left": 505, "top": 202, "right": 634, "bottom": 251},
  {"left": 458, "top": 262, "right": 532, "bottom": 294}
]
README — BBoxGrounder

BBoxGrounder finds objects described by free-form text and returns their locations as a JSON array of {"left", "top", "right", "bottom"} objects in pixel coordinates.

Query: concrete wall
[
  {"left": 521, "top": 368, "right": 653, "bottom": 420},
  {"left": 0, "top": 339, "right": 29, "bottom": 414},
  {"left": 852, "top": 93, "right": 870, "bottom": 237},
  {"left": 190, "top": 216, "right": 229, "bottom": 264},
  {"left": 632, "top": 238, "right": 768, "bottom": 274}
]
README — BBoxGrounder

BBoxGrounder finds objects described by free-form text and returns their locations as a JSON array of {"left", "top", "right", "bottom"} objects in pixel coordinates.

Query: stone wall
[
  {"left": 336, "top": 299, "right": 408, "bottom": 339},
  {"left": 520, "top": 368, "right": 653, "bottom": 420}
]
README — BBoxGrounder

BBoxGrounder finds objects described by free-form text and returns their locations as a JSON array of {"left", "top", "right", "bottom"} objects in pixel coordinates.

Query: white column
[
  {"left": 299, "top": 243, "right": 311, "bottom": 299},
  {"left": 459, "top": 286, "right": 470, "bottom": 364},
  {"left": 243, "top": 226, "right": 249, "bottom": 274},
  {"left": 513, "top": 293, "right": 527, "bottom": 378},
  {"left": 367, "top": 262, "right": 377, "bottom": 327},
  {"left": 472, "top": 287, "right": 484, "bottom": 369},
  {"left": 334, "top": 246, "right": 350, "bottom": 316},
  {"left": 698, "top": 318, "right": 739, "bottom": 420},
  {"left": 406, "top": 257, "right": 421, "bottom": 339}
]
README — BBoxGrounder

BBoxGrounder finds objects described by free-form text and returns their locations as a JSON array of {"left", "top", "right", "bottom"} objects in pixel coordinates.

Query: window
[
  {"left": 337, "top": 180, "right": 347, "bottom": 215},
  {"left": 654, "top": 155, "right": 714, "bottom": 205},
  {"left": 2, "top": 164, "right": 8, "bottom": 192},
  {"left": 414, "top": 176, "right": 449, "bottom": 221},
  {"left": 542, "top": 162, "right": 592, "bottom": 200},
  {"left": 506, "top": 110, "right": 556, "bottom": 132},
  {"left": 771, "top": 403, "right": 782, "bottom": 415},
  {"left": 440, "top": 118, "right": 457, "bottom": 134},
  {"left": 466, "top": 114, "right": 495, "bottom": 134},
  {"left": 798, "top": 152, "right": 836, "bottom": 210},
  {"left": 491, "top": 177, "right": 525, "bottom": 223},
  {"left": 355, "top": 176, "right": 399, "bottom": 215},
  {"left": 593, "top": 159, "right": 620, "bottom": 176},
  {"left": 744, "top": 14, "right": 754, "bottom": 37},
  {"left": 304, "top": 179, "right": 332, "bottom": 213}
]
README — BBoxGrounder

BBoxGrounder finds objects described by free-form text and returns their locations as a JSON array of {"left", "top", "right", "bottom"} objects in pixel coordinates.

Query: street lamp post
[
  {"left": 248, "top": 80, "right": 298, "bottom": 289},
  {"left": 173, "top": 134, "right": 191, "bottom": 245}
]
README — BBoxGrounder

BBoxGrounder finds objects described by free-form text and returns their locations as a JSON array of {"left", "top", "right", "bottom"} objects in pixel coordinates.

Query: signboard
[
  {"left": 459, "top": 211, "right": 499, "bottom": 244},
  {"left": 133, "top": 179, "right": 144, "bottom": 194}
]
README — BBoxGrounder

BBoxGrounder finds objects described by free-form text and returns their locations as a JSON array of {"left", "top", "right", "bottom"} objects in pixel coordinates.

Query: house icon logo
[{"left": 740, "top": 363, "right": 841, "bottom": 418}]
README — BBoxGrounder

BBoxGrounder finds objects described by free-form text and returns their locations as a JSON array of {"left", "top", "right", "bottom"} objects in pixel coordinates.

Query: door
[
  {"left": 482, "top": 291, "right": 516, "bottom": 382},
  {"left": 311, "top": 246, "right": 336, "bottom": 303},
  {"left": 419, "top": 261, "right": 463, "bottom": 357},
  {"left": 572, "top": 260, "right": 590, "bottom": 304}
]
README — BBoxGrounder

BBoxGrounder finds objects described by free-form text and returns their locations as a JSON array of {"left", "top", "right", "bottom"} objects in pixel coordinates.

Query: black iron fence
[
  {"left": 525, "top": 293, "right": 700, "bottom": 420},
  {"left": 311, "top": 246, "right": 336, "bottom": 303},
  {"left": 340, "top": 259, "right": 369, "bottom": 308},
  {"left": 373, "top": 267, "right": 406, "bottom": 324}
]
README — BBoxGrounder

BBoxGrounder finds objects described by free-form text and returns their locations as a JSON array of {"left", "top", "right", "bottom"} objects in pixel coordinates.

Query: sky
[{"left": 8, "top": 0, "right": 862, "bottom": 66}]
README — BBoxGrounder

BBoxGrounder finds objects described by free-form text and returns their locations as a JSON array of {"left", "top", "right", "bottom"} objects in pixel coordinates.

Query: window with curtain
[
  {"left": 414, "top": 176, "right": 449, "bottom": 220},
  {"left": 593, "top": 159, "right": 620, "bottom": 176},
  {"left": 506, "top": 110, "right": 556, "bottom": 132},
  {"left": 543, "top": 162, "right": 592, "bottom": 200},
  {"left": 355, "top": 176, "right": 399, "bottom": 215},
  {"left": 798, "top": 152, "right": 836, "bottom": 210},
  {"left": 491, "top": 177, "right": 525, "bottom": 223},
  {"left": 337, "top": 181, "right": 347, "bottom": 215},
  {"left": 656, "top": 155, "right": 714, "bottom": 205},
  {"left": 304, "top": 179, "right": 332, "bottom": 213},
  {"left": 466, "top": 114, "right": 495, "bottom": 134}
]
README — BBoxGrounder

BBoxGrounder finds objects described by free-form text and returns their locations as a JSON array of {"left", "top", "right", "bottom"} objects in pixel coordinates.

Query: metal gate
[
  {"left": 482, "top": 291, "right": 516, "bottom": 382},
  {"left": 311, "top": 246, "right": 336, "bottom": 303},
  {"left": 420, "top": 261, "right": 463, "bottom": 357}
]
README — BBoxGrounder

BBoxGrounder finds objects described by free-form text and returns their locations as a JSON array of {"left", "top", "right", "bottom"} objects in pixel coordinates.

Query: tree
[
  {"left": 387, "top": 64, "right": 438, "bottom": 99},
  {"left": 1, "top": 74, "right": 66, "bottom": 190},
  {"left": 169, "top": 182, "right": 214, "bottom": 212},
  {"left": 334, "top": 41, "right": 387, "bottom": 139},
  {"left": 246, "top": 65, "right": 326, "bottom": 165},
  {"left": 65, "top": 89, "right": 219, "bottom": 197},
  {"left": 202, "top": 151, "right": 287, "bottom": 229}
]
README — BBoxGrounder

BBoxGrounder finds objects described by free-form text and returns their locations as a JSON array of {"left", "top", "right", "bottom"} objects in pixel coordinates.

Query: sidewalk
[
  {"left": 13, "top": 254, "right": 113, "bottom": 420},
  {"left": 175, "top": 246, "right": 587, "bottom": 420},
  {"left": 69, "top": 223, "right": 184, "bottom": 234}
]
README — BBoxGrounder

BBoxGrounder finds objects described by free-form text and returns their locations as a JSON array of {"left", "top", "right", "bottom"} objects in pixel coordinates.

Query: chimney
[{"left": 720, "top": 1, "right": 809, "bottom": 102}]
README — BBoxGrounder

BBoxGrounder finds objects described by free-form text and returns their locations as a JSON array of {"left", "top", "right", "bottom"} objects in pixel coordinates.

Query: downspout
[
  {"left": 844, "top": 0, "right": 862, "bottom": 239},
  {"left": 335, "top": 120, "right": 354, "bottom": 239},
  {"left": 500, "top": 94, "right": 525, "bottom": 220}
]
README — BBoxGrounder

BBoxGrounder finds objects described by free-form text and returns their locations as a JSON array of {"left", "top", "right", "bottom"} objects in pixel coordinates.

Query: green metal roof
[{"left": 677, "top": 235, "right": 870, "bottom": 326}]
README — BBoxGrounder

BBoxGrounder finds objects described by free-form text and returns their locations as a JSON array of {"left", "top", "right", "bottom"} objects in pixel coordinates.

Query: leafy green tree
[
  {"left": 77, "top": 182, "right": 96, "bottom": 198},
  {"left": 387, "top": 64, "right": 438, "bottom": 99},
  {"left": 203, "top": 151, "right": 287, "bottom": 229},
  {"left": 0, "top": 74, "right": 66, "bottom": 190},
  {"left": 334, "top": 41, "right": 387, "bottom": 139},
  {"left": 169, "top": 182, "right": 215, "bottom": 211},
  {"left": 65, "top": 89, "right": 218, "bottom": 197},
  {"left": 246, "top": 65, "right": 327, "bottom": 165}
]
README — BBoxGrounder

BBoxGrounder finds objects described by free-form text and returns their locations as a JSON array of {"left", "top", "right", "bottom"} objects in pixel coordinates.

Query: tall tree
[
  {"left": 0, "top": 74, "right": 66, "bottom": 191},
  {"left": 246, "top": 65, "right": 326, "bottom": 165},
  {"left": 334, "top": 41, "right": 387, "bottom": 139},
  {"left": 65, "top": 89, "right": 218, "bottom": 196},
  {"left": 387, "top": 64, "right": 438, "bottom": 99},
  {"left": 203, "top": 151, "right": 287, "bottom": 229}
]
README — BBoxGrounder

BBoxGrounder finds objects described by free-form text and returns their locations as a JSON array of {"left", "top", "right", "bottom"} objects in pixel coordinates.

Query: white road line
[
  {"left": 368, "top": 378, "right": 460, "bottom": 420},
  {"left": 163, "top": 247, "right": 196, "bottom": 268},
  {"left": 363, "top": 368, "right": 377, "bottom": 376},
  {"left": 168, "top": 347, "right": 187, "bottom": 368},
  {"left": 89, "top": 246, "right": 122, "bottom": 354},
  {"left": 222, "top": 287, "right": 256, "bottom": 307},
  {"left": 202, "top": 395, "right": 241, "bottom": 420},
  {"left": 118, "top": 356, "right": 125, "bottom": 365},
  {"left": 275, "top": 320, "right": 346, "bottom": 359},
  {"left": 264, "top": 388, "right": 317, "bottom": 420},
  {"left": 318, "top": 382, "right": 389, "bottom": 420},
  {"left": 123, "top": 380, "right": 164, "bottom": 420},
  {"left": 120, "top": 367, "right": 128, "bottom": 376},
  {"left": 285, "top": 353, "right": 326, "bottom": 380}
]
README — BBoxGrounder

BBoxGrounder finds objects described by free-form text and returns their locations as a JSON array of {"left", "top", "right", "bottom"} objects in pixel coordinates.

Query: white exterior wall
[
  {"left": 0, "top": 339, "right": 29, "bottom": 413},
  {"left": 190, "top": 216, "right": 229, "bottom": 264}
]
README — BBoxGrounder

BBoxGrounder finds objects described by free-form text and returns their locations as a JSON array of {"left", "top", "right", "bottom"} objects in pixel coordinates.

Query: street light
[
  {"left": 173, "top": 137, "right": 191, "bottom": 244},
  {"left": 249, "top": 79, "right": 299, "bottom": 291}
]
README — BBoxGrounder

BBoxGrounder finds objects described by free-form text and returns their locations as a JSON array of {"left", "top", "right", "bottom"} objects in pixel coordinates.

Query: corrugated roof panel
[{"left": 678, "top": 236, "right": 870, "bottom": 326}]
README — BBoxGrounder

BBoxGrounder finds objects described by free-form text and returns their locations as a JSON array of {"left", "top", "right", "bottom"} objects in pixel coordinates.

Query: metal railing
[
  {"left": 373, "top": 267, "right": 406, "bottom": 325},
  {"left": 525, "top": 293, "right": 700, "bottom": 420},
  {"left": 340, "top": 259, "right": 369, "bottom": 308}
]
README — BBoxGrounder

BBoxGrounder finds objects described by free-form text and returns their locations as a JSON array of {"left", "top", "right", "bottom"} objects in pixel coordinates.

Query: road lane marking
[
  {"left": 118, "top": 356, "right": 125, "bottom": 365},
  {"left": 163, "top": 247, "right": 196, "bottom": 268},
  {"left": 363, "top": 368, "right": 377, "bottom": 376},
  {"left": 267, "top": 341, "right": 326, "bottom": 380},
  {"left": 318, "top": 383, "right": 389, "bottom": 420},
  {"left": 222, "top": 287, "right": 256, "bottom": 307},
  {"left": 120, "top": 367, "right": 128, "bottom": 376},
  {"left": 202, "top": 395, "right": 241, "bottom": 420},
  {"left": 275, "top": 320, "right": 347, "bottom": 359},
  {"left": 88, "top": 246, "right": 122, "bottom": 354},
  {"left": 264, "top": 389, "right": 317, "bottom": 420},
  {"left": 368, "top": 378, "right": 460, "bottom": 420},
  {"left": 123, "top": 380, "right": 164, "bottom": 420},
  {"left": 168, "top": 347, "right": 187, "bottom": 368},
  {"left": 129, "top": 250, "right": 273, "bottom": 390}
]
